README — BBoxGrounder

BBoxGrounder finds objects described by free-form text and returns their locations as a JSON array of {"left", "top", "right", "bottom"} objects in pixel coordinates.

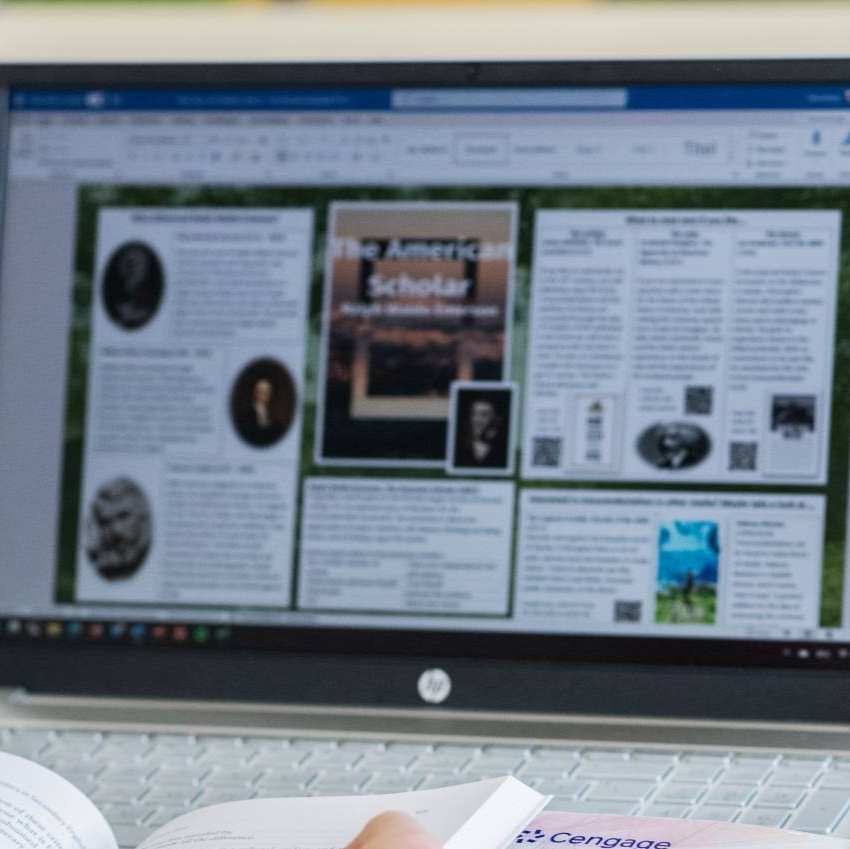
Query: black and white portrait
[
  {"left": 102, "top": 242, "right": 165, "bottom": 331},
  {"left": 447, "top": 383, "right": 515, "bottom": 474},
  {"left": 85, "top": 477, "right": 153, "bottom": 581},
  {"left": 637, "top": 422, "right": 711, "bottom": 471}
]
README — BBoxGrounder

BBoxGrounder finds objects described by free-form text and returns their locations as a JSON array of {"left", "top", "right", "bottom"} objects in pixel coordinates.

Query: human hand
[{"left": 344, "top": 811, "right": 442, "bottom": 849}]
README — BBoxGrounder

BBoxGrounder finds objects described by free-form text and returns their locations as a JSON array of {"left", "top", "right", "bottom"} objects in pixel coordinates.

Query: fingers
[{"left": 345, "top": 811, "right": 442, "bottom": 849}]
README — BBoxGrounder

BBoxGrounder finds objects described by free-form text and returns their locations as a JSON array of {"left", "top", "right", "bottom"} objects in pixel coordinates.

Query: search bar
[{"left": 392, "top": 87, "right": 628, "bottom": 110}]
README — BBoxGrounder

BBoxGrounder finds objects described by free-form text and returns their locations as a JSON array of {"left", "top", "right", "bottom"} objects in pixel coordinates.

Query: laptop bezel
[{"left": 2, "top": 58, "right": 850, "bottom": 720}]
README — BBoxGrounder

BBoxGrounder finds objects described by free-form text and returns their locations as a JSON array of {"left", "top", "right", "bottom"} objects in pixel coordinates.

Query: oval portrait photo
[
  {"left": 636, "top": 422, "right": 711, "bottom": 471},
  {"left": 101, "top": 241, "right": 165, "bottom": 331},
  {"left": 85, "top": 477, "right": 153, "bottom": 581},
  {"left": 230, "top": 357, "right": 297, "bottom": 449}
]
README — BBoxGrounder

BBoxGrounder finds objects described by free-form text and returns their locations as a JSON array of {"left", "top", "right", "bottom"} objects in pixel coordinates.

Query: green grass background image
[{"left": 58, "top": 183, "right": 850, "bottom": 629}]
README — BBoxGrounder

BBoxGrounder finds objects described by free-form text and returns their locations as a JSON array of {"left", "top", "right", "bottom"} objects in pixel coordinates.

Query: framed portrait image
[{"left": 446, "top": 381, "right": 517, "bottom": 476}]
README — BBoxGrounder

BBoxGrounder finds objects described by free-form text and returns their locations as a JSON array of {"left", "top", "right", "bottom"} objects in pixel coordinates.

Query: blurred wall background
[{"left": 2, "top": 0, "right": 850, "bottom": 63}]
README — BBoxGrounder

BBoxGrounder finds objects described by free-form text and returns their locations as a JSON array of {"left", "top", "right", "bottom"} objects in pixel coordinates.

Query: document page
[
  {"left": 0, "top": 752, "right": 117, "bottom": 849},
  {"left": 74, "top": 207, "right": 314, "bottom": 608},
  {"left": 138, "top": 776, "right": 546, "bottom": 849},
  {"left": 515, "top": 489, "right": 825, "bottom": 633},
  {"left": 298, "top": 478, "right": 515, "bottom": 615},
  {"left": 523, "top": 209, "right": 841, "bottom": 485},
  {"left": 316, "top": 201, "right": 517, "bottom": 468},
  {"left": 522, "top": 811, "right": 850, "bottom": 848}
]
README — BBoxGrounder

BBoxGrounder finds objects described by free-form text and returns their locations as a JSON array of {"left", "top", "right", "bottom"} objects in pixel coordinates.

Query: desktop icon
[
  {"left": 151, "top": 625, "right": 167, "bottom": 641},
  {"left": 88, "top": 623, "right": 105, "bottom": 640},
  {"left": 46, "top": 621, "right": 63, "bottom": 639},
  {"left": 109, "top": 622, "right": 127, "bottom": 640},
  {"left": 129, "top": 623, "right": 147, "bottom": 642},
  {"left": 5, "top": 619, "right": 22, "bottom": 637},
  {"left": 193, "top": 626, "right": 210, "bottom": 645},
  {"left": 173, "top": 625, "right": 189, "bottom": 643},
  {"left": 25, "top": 621, "right": 42, "bottom": 638},
  {"left": 67, "top": 622, "right": 83, "bottom": 639}
]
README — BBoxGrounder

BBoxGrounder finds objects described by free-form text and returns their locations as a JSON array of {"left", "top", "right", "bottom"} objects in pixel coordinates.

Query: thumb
[{"left": 345, "top": 811, "right": 442, "bottom": 849}]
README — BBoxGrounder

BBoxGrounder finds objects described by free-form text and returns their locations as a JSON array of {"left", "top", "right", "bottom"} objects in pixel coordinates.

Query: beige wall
[{"left": 1, "top": 1, "right": 850, "bottom": 63}]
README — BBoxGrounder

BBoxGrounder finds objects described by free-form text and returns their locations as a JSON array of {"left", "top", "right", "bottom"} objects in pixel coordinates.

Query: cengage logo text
[{"left": 514, "top": 831, "right": 672, "bottom": 848}]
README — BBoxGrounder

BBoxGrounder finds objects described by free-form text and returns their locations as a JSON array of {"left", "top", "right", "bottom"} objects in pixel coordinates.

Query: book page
[
  {"left": 0, "top": 752, "right": 117, "bottom": 849},
  {"left": 522, "top": 811, "right": 850, "bottom": 849},
  {"left": 138, "top": 776, "right": 546, "bottom": 849}
]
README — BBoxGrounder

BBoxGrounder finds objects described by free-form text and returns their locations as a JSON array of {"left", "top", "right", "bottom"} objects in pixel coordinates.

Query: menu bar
[{"left": 9, "top": 110, "right": 850, "bottom": 186}]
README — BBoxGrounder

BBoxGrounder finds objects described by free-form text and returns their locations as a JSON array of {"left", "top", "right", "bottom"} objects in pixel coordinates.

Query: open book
[
  {"left": 1, "top": 751, "right": 545, "bottom": 849},
  {"left": 2, "top": 750, "right": 850, "bottom": 849}
]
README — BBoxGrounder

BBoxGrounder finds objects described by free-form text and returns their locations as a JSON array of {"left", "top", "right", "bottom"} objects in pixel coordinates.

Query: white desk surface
[{"left": 0, "top": 1, "right": 849, "bottom": 63}]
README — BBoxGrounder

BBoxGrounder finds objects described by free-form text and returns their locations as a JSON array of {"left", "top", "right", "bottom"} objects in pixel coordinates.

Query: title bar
[{"left": 9, "top": 84, "right": 850, "bottom": 112}]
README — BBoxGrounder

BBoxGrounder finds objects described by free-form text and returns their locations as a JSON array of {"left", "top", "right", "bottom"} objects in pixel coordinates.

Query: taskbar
[
  {"left": 0, "top": 616, "right": 230, "bottom": 646},
  {"left": 2, "top": 615, "right": 850, "bottom": 670}
]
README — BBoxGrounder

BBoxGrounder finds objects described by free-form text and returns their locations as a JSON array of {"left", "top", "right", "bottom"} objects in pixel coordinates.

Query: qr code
[
  {"left": 685, "top": 385, "right": 713, "bottom": 415},
  {"left": 532, "top": 437, "right": 562, "bottom": 467},
  {"left": 729, "top": 441, "right": 758, "bottom": 471},
  {"left": 614, "top": 600, "right": 642, "bottom": 623}
]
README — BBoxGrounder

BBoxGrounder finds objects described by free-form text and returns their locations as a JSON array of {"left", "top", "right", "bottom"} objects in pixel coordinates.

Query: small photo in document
[
  {"left": 765, "top": 393, "right": 819, "bottom": 477},
  {"left": 636, "top": 421, "right": 711, "bottom": 471},
  {"left": 771, "top": 394, "right": 816, "bottom": 438},
  {"left": 230, "top": 357, "right": 297, "bottom": 449},
  {"left": 85, "top": 477, "right": 153, "bottom": 581},
  {"left": 655, "top": 520, "right": 719, "bottom": 625},
  {"left": 101, "top": 241, "right": 165, "bottom": 331},
  {"left": 446, "top": 382, "right": 516, "bottom": 476}
]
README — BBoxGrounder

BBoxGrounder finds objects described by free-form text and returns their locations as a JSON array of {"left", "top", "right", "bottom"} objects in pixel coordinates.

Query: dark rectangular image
[{"left": 317, "top": 202, "right": 517, "bottom": 466}]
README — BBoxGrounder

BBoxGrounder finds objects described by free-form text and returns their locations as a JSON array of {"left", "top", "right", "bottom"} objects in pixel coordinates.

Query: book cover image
[{"left": 317, "top": 202, "right": 517, "bottom": 466}]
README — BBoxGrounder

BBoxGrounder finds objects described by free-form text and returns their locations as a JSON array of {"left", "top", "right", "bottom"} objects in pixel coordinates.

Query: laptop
[{"left": 3, "top": 58, "right": 850, "bottom": 847}]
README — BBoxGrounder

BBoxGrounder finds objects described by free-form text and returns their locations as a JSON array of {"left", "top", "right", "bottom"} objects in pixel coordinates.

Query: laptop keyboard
[{"left": 4, "top": 728, "right": 850, "bottom": 848}]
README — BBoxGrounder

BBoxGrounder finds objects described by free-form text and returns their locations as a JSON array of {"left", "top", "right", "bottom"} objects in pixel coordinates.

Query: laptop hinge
[{"left": 5, "top": 688, "right": 850, "bottom": 752}]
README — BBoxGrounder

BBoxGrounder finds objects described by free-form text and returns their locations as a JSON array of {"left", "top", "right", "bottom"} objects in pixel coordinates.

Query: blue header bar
[
  {"left": 9, "top": 88, "right": 392, "bottom": 112},
  {"left": 9, "top": 84, "right": 850, "bottom": 113},
  {"left": 631, "top": 84, "right": 850, "bottom": 110}
]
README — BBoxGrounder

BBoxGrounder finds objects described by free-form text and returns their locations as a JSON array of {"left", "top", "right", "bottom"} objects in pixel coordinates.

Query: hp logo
[{"left": 417, "top": 668, "right": 452, "bottom": 704}]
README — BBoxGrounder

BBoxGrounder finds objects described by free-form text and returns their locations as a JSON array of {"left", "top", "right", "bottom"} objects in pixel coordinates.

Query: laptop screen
[{"left": 1, "top": 79, "right": 848, "bottom": 666}]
